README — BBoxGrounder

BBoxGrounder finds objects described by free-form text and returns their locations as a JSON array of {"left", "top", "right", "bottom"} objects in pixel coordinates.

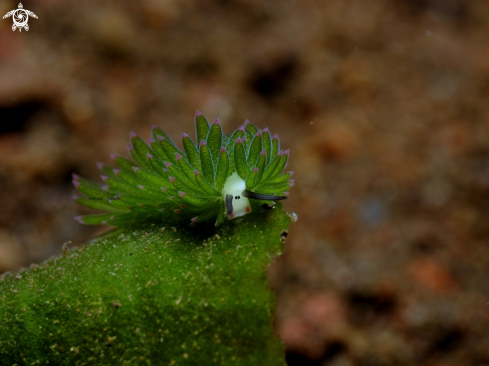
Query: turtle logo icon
[{"left": 3, "top": 3, "right": 38, "bottom": 32}]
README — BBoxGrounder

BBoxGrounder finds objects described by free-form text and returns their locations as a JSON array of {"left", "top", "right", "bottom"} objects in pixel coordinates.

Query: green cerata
[{"left": 73, "top": 111, "right": 294, "bottom": 226}]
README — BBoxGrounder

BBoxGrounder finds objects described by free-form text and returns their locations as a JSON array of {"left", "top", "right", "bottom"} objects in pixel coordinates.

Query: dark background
[{"left": 1, "top": 0, "right": 489, "bottom": 364}]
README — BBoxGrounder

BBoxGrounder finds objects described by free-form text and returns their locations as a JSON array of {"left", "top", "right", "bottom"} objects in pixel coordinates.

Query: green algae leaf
[{"left": 0, "top": 206, "right": 292, "bottom": 365}]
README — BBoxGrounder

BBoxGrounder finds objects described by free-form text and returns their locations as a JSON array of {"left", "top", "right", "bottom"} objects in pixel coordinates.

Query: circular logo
[
  {"left": 3, "top": 3, "right": 38, "bottom": 32},
  {"left": 12, "top": 9, "right": 28, "bottom": 28}
]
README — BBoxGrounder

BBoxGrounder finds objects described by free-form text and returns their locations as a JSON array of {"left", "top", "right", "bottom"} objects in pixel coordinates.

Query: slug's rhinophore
[{"left": 73, "top": 112, "right": 294, "bottom": 226}]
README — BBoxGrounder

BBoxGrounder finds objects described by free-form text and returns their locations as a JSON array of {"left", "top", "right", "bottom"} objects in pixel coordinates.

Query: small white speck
[
  {"left": 425, "top": 30, "right": 432, "bottom": 36},
  {"left": 310, "top": 121, "right": 313, "bottom": 124}
]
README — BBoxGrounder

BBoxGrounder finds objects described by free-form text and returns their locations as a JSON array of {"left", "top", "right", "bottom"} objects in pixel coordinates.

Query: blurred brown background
[{"left": 1, "top": 0, "right": 489, "bottom": 364}]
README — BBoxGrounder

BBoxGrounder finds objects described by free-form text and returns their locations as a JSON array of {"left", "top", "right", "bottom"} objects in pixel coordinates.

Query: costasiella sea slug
[{"left": 72, "top": 111, "right": 294, "bottom": 226}]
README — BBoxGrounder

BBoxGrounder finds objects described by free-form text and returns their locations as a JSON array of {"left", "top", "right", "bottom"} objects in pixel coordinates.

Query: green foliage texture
[{"left": 0, "top": 206, "right": 290, "bottom": 365}]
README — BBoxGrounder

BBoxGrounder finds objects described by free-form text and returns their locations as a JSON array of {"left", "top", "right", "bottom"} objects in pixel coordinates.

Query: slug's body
[{"left": 73, "top": 111, "right": 294, "bottom": 226}]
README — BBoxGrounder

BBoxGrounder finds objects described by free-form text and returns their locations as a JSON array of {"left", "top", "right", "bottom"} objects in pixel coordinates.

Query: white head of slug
[
  {"left": 222, "top": 172, "right": 288, "bottom": 220},
  {"left": 222, "top": 172, "right": 250, "bottom": 219}
]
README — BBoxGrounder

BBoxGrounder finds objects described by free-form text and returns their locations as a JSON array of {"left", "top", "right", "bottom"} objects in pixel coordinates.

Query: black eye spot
[{"left": 238, "top": 196, "right": 240, "bottom": 199}]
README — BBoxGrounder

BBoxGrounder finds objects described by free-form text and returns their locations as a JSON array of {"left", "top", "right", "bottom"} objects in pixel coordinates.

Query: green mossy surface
[{"left": 0, "top": 206, "right": 291, "bottom": 365}]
